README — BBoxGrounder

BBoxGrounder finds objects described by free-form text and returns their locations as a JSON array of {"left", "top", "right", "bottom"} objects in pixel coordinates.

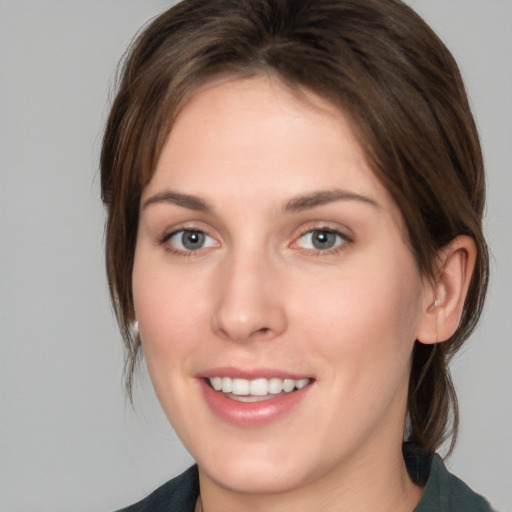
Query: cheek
[
  {"left": 292, "top": 251, "right": 424, "bottom": 372},
  {"left": 132, "top": 253, "right": 207, "bottom": 367},
  {"left": 131, "top": 260, "right": 207, "bottom": 421}
]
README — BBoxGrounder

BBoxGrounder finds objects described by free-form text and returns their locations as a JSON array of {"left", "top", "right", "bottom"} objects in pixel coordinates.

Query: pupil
[
  {"left": 182, "top": 231, "right": 204, "bottom": 250},
  {"left": 313, "top": 231, "right": 335, "bottom": 250}
]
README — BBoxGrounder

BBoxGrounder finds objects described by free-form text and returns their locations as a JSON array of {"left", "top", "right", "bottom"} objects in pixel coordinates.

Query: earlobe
[{"left": 416, "top": 235, "right": 477, "bottom": 345}]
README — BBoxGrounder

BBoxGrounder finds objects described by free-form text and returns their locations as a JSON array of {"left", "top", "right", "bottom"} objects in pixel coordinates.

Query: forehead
[
  {"left": 151, "top": 76, "right": 359, "bottom": 181},
  {"left": 144, "top": 75, "right": 403, "bottom": 227}
]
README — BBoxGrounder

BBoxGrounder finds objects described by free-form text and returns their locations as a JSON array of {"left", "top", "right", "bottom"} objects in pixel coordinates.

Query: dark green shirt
[
  {"left": 403, "top": 444, "right": 493, "bottom": 511},
  {"left": 117, "top": 446, "right": 494, "bottom": 511}
]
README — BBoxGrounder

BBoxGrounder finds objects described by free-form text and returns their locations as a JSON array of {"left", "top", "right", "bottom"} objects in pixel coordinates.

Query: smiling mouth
[{"left": 206, "top": 376, "right": 313, "bottom": 402}]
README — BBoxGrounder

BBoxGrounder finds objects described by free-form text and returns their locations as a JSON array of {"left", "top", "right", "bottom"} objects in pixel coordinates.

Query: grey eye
[
  {"left": 182, "top": 231, "right": 205, "bottom": 250},
  {"left": 312, "top": 230, "right": 337, "bottom": 249},
  {"left": 169, "top": 230, "right": 216, "bottom": 251},
  {"left": 297, "top": 229, "right": 345, "bottom": 251}
]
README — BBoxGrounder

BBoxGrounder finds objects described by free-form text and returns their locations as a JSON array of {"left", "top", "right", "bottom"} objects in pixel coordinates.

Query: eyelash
[
  {"left": 158, "top": 225, "right": 353, "bottom": 257},
  {"left": 159, "top": 227, "right": 217, "bottom": 257},
  {"left": 292, "top": 226, "right": 353, "bottom": 255}
]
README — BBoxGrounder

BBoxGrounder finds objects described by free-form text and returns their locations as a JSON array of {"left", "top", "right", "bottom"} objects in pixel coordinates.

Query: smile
[
  {"left": 200, "top": 374, "right": 314, "bottom": 426},
  {"left": 208, "top": 376, "right": 312, "bottom": 400}
]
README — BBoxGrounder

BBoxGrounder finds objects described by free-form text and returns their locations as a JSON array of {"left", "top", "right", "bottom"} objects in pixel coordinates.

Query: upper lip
[{"left": 196, "top": 366, "right": 314, "bottom": 380}]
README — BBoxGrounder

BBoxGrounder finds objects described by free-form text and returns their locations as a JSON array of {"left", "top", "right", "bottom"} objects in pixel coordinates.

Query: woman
[{"left": 101, "top": 0, "right": 494, "bottom": 510}]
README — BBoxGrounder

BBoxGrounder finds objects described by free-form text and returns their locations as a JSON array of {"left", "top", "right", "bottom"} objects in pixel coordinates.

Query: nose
[{"left": 210, "top": 250, "right": 287, "bottom": 343}]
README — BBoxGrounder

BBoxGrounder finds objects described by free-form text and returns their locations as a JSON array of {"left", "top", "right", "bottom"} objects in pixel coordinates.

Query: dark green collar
[{"left": 403, "top": 444, "right": 494, "bottom": 512}]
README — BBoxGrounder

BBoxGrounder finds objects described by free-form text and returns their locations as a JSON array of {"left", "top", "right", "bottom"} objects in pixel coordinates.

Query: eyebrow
[
  {"left": 283, "top": 189, "right": 379, "bottom": 212},
  {"left": 142, "top": 190, "right": 213, "bottom": 213},
  {"left": 142, "top": 188, "right": 379, "bottom": 214}
]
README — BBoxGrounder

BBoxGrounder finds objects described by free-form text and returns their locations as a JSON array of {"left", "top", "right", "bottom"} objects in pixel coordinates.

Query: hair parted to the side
[{"left": 100, "top": 0, "right": 488, "bottom": 455}]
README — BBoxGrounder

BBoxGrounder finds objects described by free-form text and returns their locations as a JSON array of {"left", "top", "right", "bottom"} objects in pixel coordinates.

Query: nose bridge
[{"left": 211, "top": 241, "right": 287, "bottom": 342}]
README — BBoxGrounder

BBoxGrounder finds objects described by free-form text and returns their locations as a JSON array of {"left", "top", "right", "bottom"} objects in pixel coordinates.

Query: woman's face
[{"left": 133, "top": 76, "right": 430, "bottom": 494}]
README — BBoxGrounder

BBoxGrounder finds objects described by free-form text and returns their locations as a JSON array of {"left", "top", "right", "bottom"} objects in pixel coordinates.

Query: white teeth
[
  {"left": 249, "top": 378, "right": 268, "bottom": 396},
  {"left": 296, "top": 378, "right": 309, "bottom": 390},
  {"left": 283, "top": 378, "right": 295, "bottom": 392},
  {"left": 221, "top": 376, "right": 233, "bottom": 393},
  {"left": 210, "top": 376, "right": 222, "bottom": 391},
  {"left": 268, "top": 377, "right": 283, "bottom": 394},
  {"left": 232, "top": 378, "right": 250, "bottom": 395},
  {"left": 208, "top": 376, "right": 312, "bottom": 395}
]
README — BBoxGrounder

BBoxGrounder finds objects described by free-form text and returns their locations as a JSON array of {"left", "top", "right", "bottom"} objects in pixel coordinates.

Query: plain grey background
[{"left": 0, "top": 1, "right": 510, "bottom": 511}]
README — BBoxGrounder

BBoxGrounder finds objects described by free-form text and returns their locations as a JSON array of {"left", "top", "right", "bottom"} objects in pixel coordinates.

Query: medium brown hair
[{"left": 101, "top": 0, "right": 488, "bottom": 454}]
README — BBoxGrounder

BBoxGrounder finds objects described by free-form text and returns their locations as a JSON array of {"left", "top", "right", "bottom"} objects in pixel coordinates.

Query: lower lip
[{"left": 199, "top": 379, "right": 312, "bottom": 427}]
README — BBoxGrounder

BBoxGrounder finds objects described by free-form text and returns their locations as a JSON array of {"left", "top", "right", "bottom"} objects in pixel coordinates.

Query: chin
[
  {"left": 192, "top": 432, "right": 339, "bottom": 497},
  {"left": 199, "top": 457, "right": 313, "bottom": 495}
]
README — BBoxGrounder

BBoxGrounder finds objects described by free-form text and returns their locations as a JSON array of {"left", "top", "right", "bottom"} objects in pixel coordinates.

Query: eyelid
[
  {"left": 171, "top": 230, "right": 217, "bottom": 250},
  {"left": 290, "top": 223, "right": 353, "bottom": 253},
  {"left": 158, "top": 220, "right": 214, "bottom": 242},
  {"left": 159, "top": 223, "right": 220, "bottom": 255}
]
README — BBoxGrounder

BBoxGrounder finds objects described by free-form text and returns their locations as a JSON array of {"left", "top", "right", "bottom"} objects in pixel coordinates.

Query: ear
[{"left": 416, "top": 235, "right": 477, "bottom": 344}]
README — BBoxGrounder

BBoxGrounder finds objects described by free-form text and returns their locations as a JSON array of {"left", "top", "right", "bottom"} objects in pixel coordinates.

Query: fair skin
[{"left": 133, "top": 75, "right": 475, "bottom": 512}]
